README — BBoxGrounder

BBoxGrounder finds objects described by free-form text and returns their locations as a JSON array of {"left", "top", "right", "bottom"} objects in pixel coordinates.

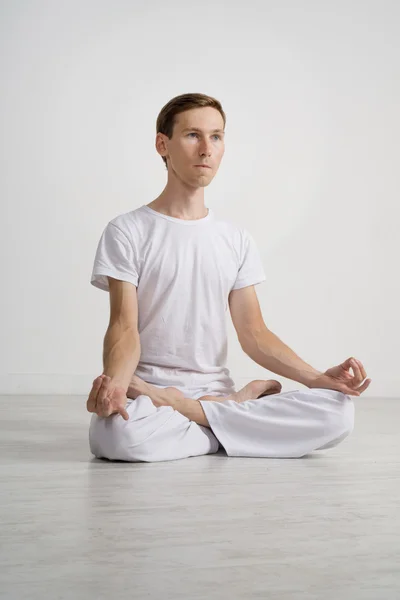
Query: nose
[{"left": 199, "top": 139, "right": 212, "bottom": 157}]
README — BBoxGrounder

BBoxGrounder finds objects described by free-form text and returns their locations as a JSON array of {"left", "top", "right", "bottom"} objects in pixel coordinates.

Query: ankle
[{"left": 128, "top": 376, "right": 149, "bottom": 397}]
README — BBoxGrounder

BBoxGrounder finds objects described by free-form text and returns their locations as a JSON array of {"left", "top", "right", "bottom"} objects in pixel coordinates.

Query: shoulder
[
  {"left": 107, "top": 206, "right": 148, "bottom": 245},
  {"left": 211, "top": 210, "right": 254, "bottom": 249},
  {"left": 109, "top": 206, "right": 144, "bottom": 229},
  {"left": 210, "top": 209, "right": 243, "bottom": 238}
]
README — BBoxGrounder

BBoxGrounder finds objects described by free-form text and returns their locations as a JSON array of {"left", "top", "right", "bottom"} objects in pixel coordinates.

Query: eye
[{"left": 187, "top": 132, "right": 222, "bottom": 140}]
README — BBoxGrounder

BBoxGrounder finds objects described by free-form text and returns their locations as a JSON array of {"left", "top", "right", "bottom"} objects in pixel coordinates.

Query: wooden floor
[{"left": 1, "top": 395, "right": 399, "bottom": 600}]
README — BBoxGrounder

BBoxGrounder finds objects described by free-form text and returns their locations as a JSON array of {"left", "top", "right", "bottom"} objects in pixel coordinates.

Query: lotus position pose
[{"left": 87, "top": 93, "right": 371, "bottom": 462}]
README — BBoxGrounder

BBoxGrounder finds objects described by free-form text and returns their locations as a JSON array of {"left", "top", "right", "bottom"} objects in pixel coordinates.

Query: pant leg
[
  {"left": 89, "top": 394, "right": 219, "bottom": 463},
  {"left": 198, "top": 388, "right": 355, "bottom": 458}
]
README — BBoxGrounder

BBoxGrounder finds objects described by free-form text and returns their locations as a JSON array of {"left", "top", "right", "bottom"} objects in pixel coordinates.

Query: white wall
[{"left": 1, "top": 0, "right": 398, "bottom": 396}]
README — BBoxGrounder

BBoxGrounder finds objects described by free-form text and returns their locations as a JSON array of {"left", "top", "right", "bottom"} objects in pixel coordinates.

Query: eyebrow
[{"left": 181, "top": 127, "right": 225, "bottom": 134}]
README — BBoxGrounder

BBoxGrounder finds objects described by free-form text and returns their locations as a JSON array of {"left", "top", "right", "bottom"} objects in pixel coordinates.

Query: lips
[{"left": 195, "top": 165, "right": 211, "bottom": 168}]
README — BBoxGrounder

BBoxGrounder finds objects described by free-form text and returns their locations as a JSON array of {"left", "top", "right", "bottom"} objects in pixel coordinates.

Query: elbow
[{"left": 239, "top": 325, "right": 269, "bottom": 354}]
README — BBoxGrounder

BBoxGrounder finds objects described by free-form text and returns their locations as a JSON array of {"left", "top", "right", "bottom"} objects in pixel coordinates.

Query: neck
[{"left": 148, "top": 183, "right": 207, "bottom": 221}]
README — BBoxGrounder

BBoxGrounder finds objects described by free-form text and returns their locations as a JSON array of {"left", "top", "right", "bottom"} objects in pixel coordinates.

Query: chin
[{"left": 197, "top": 177, "right": 213, "bottom": 188}]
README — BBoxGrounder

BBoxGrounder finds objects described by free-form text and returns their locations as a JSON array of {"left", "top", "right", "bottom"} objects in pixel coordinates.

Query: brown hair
[{"left": 156, "top": 93, "right": 226, "bottom": 169}]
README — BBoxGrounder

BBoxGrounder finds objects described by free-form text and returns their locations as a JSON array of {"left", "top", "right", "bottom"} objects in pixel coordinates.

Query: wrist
[
  {"left": 103, "top": 374, "right": 129, "bottom": 392},
  {"left": 300, "top": 369, "right": 323, "bottom": 388}
]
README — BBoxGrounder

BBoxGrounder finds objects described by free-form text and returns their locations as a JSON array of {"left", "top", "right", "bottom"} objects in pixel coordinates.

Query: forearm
[
  {"left": 241, "top": 328, "right": 322, "bottom": 387},
  {"left": 102, "top": 323, "right": 141, "bottom": 391}
]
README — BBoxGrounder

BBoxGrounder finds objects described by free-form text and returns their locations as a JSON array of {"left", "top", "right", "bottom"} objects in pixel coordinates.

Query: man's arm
[
  {"left": 228, "top": 286, "right": 322, "bottom": 387},
  {"left": 103, "top": 277, "right": 141, "bottom": 391}
]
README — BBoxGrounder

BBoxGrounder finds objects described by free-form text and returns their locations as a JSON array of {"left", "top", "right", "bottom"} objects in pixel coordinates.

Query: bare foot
[
  {"left": 148, "top": 386, "right": 184, "bottom": 409},
  {"left": 198, "top": 379, "right": 282, "bottom": 403},
  {"left": 127, "top": 374, "right": 149, "bottom": 399},
  {"left": 127, "top": 375, "right": 184, "bottom": 409}
]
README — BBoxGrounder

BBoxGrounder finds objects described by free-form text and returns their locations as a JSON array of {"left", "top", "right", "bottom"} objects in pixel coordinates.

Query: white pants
[{"left": 88, "top": 387, "right": 355, "bottom": 462}]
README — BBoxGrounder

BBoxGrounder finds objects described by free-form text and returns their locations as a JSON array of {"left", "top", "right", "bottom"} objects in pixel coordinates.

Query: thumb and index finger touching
[
  {"left": 99, "top": 375, "right": 129, "bottom": 420},
  {"left": 340, "top": 357, "right": 372, "bottom": 396},
  {"left": 87, "top": 374, "right": 129, "bottom": 421}
]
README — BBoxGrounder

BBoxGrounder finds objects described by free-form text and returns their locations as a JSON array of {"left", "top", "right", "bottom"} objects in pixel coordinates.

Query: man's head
[{"left": 155, "top": 93, "right": 226, "bottom": 187}]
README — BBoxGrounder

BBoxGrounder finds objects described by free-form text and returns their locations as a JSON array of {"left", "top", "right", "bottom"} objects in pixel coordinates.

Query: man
[{"left": 87, "top": 93, "right": 371, "bottom": 462}]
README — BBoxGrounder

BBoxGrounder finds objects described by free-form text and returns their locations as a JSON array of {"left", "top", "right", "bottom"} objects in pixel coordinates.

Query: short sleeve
[
  {"left": 231, "top": 229, "right": 266, "bottom": 290},
  {"left": 90, "top": 222, "right": 139, "bottom": 291}
]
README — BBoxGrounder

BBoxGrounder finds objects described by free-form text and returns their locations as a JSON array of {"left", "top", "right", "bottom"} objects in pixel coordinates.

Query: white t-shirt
[{"left": 90, "top": 205, "right": 266, "bottom": 397}]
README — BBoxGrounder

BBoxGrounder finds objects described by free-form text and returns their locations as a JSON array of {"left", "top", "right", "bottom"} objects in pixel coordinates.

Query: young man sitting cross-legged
[{"left": 87, "top": 92, "right": 371, "bottom": 462}]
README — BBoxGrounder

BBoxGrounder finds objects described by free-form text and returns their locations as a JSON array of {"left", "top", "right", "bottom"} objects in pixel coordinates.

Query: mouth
[{"left": 194, "top": 165, "right": 211, "bottom": 169}]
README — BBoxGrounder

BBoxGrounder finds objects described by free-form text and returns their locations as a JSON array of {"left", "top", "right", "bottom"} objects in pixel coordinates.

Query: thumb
[{"left": 340, "top": 386, "right": 360, "bottom": 397}]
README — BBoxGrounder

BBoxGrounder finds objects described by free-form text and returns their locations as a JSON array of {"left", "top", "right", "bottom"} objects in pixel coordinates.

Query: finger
[
  {"left": 97, "top": 396, "right": 112, "bottom": 417},
  {"left": 119, "top": 407, "right": 129, "bottom": 421},
  {"left": 87, "top": 376, "right": 104, "bottom": 412},
  {"left": 338, "top": 382, "right": 360, "bottom": 396},
  {"left": 343, "top": 357, "right": 354, "bottom": 370},
  {"left": 344, "top": 388, "right": 360, "bottom": 397},
  {"left": 355, "top": 378, "right": 372, "bottom": 395},
  {"left": 97, "top": 376, "right": 111, "bottom": 409},
  {"left": 99, "top": 394, "right": 112, "bottom": 416},
  {"left": 354, "top": 358, "right": 367, "bottom": 381},
  {"left": 95, "top": 397, "right": 112, "bottom": 419},
  {"left": 340, "top": 358, "right": 356, "bottom": 382},
  {"left": 342, "top": 377, "right": 372, "bottom": 397},
  {"left": 350, "top": 359, "right": 364, "bottom": 386}
]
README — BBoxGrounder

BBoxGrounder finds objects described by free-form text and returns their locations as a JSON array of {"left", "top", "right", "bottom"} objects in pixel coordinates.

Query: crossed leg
[
  {"left": 89, "top": 377, "right": 355, "bottom": 461},
  {"left": 126, "top": 375, "right": 284, "bottom": 428},
  {"left": 128, "top": 375, "right": 282, "bottom": 402}
]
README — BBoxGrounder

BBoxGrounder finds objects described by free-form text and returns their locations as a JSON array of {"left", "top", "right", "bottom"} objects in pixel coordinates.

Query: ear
[{"left": 155, "top": 132, "right": 168, "bottom": 159}]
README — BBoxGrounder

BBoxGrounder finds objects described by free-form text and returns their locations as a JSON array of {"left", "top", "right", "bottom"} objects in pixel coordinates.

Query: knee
[
  {"left": 88, "top": 402, "right": 176, "bottom": 462},
  {"left": 89, "top": 414, "right": 153, "bottom": 462},
  {"left": 327, "top": 393, "right": 355, "bottom": 440},
  {"left": 89, "top": 413, "right": 130, "bottom": 460}
]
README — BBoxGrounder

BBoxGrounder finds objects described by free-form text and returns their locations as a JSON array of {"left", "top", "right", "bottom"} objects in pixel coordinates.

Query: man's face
[{"left": 157, "top": 107, "right": 225, "bottom": 187}]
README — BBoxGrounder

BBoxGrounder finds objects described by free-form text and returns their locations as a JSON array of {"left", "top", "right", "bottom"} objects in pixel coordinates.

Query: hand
[
  {"left": 308, "top": 357, "right": 371, "bottom": 397},
  {"left": 86, "top": 374, "right": 129, "bottom": 420}
]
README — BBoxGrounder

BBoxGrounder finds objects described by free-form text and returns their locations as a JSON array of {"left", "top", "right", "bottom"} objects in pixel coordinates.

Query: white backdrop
[{"left": 1, "top": 0, "right": 398, "bottom": 397}]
